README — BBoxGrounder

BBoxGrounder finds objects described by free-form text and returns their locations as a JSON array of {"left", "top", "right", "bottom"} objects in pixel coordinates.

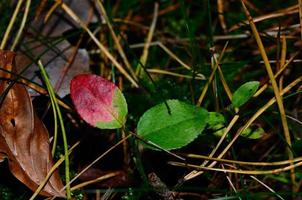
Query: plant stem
[{"left": 38, "top": 61, "right": 71, "bottom": 199}]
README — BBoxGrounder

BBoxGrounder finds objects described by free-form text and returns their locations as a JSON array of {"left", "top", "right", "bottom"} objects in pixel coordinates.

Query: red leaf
[
  {"left": 70, "top": 74, "right": 127, "bottom": 129},
  {"left": 0, "top": 50, "right": 65, "bottom": 197}
]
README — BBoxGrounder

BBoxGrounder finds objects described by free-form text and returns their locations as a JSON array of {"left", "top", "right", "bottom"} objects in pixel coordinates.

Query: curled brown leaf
[{"left": 0, "top": 50, "right": 65, "bottom": 197}]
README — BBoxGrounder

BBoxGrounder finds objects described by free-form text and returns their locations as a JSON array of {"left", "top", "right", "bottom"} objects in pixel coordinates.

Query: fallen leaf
[
  {"left": 70, "top": 74, "right": 128, "bottom": 129},
  {"left": 0, "top": 50, "right": 65, "bottom": 197},
  {"left": 15, "top": 0, "right": 95, "bottom": 97},
  {"left": 16, "top": 40, "right": 90, "bottom": 98},
  {"left": 36, "top": 0, "right": 100, "bottom": 37}
]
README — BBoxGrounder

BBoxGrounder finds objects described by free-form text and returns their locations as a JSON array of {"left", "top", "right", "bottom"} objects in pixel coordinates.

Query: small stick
[{"left": 0, "top": 0, "right": 24, "bottom": 49}]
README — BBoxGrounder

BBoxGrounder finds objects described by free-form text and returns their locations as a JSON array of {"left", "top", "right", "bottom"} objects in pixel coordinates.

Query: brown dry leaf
[
  {"left": 38, "top": 0, "right": 99, "bottom": 37},
  {"left": 14, "top": 0, "right": 95, "bottom": 97},
  {"left": 16, "top": 40, "right": 90, "bottom": 97},
  {"left": 0, "top": 50, "right": 65, "bottom": 197}
]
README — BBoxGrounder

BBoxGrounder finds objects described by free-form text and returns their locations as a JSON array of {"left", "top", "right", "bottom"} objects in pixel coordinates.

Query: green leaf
[
  {"left": 232, "top": 81, "right": 259, "bottom": 107},
  {"left": 207, "top": 112, "right": 226, "bottom": 137},
  {"left": 207, "top": 112, "right": 225, "bottom": 130},
  {"left": 137, "top": 100, "right": 208, "bottom": 150},
  {"left": 241, "top": 127, "right": 265, "bottom": 139}
]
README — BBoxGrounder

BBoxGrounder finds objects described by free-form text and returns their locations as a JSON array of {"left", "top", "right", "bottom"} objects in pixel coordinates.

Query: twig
[
  {"left": 185, "top": 153, "right": 302, "bottom": 166},
  {"left": 254, "top": 52, "right": 298, "bottom": 97},
  {"left": 229, "top": 4, "right": 298, "bottom": 32},
  {"left": 197, "top": 42, "right": 228, "bottom": 106},
  {"left": 241, "top": 0, "right": 296, "bottom": 188},
  {"left": 136, "top": 3, "right": 159, "bottom": 76},
  {"left": 217, "top": 0, "right": 227, "bottom": 33},
  {"left": 183, "top": 76, "right": 302, "bottom": 182},
  {"left": 250, "top": 176, "right": 285, "bottom": 200},
  {"left": 11, "top": 0, "right": 31, "bottom": 51},
  {"left": 169, "top": 160, "right": 302, "bottom": 175},
  {"left": 70, "top": 172, "right": 119, "bottom": 191},
  {"left": 60, "top": 135, "right": 132, "bottom": 192},
  {"left": 183, "top": 114, "right": 239, "bottom": 181},
  {"left": 57, "top": 0, "right": 139, "bottom": 87},
  {"left": 0, "top": 0, "right": 24, "bottom": 49},
  {"left": 299, "top": 0, "right": 302, "bottom": 39},
  {"left": 96, "top": 0, "right": 137, "bottom": 81},
  {"left": 147, "top": 68, "right": 204, "bottom": 80}
]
